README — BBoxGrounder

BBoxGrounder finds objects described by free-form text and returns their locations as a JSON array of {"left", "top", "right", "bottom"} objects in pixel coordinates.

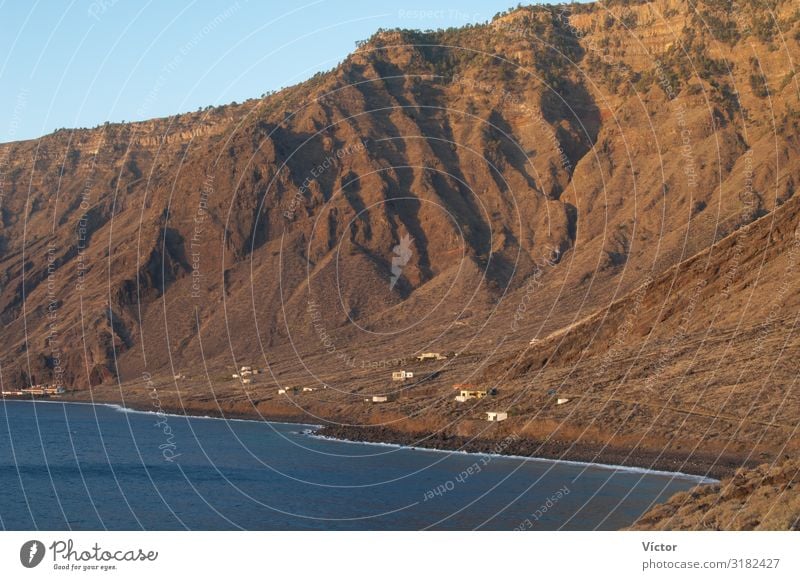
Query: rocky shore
[{"left": 315, "top": 424, "right": 754, "bottom": 481}]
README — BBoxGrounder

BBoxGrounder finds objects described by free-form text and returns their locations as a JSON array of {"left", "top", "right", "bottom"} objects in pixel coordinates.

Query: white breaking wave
[{"left": 306, "top": 433, "right": 718, "bottom": 484}]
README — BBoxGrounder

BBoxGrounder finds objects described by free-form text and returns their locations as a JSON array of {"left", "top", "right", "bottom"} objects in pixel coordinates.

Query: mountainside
[
  {"left": 631, "top": 459, "right": 800, "bottom": 530},
  {"left": 1, "top": 1, "right": 799, "bottom": 497}
]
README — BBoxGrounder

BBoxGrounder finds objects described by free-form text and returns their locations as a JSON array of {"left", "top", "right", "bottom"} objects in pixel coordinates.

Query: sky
[{"left": 0, "top": 0, "right": 574, "bottom": 143}]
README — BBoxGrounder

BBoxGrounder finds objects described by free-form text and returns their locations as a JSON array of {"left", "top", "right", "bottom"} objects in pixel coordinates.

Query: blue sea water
[{"left": 0, "top": 400, "right": 707, "bottom": 530}]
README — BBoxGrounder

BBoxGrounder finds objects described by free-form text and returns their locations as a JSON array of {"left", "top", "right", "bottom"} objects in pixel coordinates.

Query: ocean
[{"left": 0, "top": 400, "right": 708, "bottom": 530}]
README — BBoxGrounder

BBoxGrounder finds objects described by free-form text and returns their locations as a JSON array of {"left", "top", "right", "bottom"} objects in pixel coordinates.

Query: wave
[
  {"left": 306, "top": 433, "right": 718, "bottom": 483},
  {"left": 109, "top": 403, "right": 322, "bottom": 429},
  {"left": 2, "top": 399, "right": 321, "bottom": 429}
]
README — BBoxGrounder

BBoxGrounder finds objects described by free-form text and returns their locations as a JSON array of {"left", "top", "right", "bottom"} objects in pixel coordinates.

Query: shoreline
[
  {"left": 2, "top": 396, "right": 319, "bottom": 427},
  {"left": 307, "top": 432, "right": 717, "bottom": 483},
  {"left": 314, "top": 424, "right": 748, "bottom": 481},
  {"left": 18, "top": 395, "right": 751, "bottom": 480}
]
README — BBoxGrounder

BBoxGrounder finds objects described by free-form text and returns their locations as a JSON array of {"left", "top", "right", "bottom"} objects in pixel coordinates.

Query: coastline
[
  {"left": 313, "top": 424, "right": 743, "bottom": 481},
  {"left": 307, "top": 431, "right": 717, "bottom": 483},
  {"left": 32, "top": 395, "right": 752, "bottom": 481}
]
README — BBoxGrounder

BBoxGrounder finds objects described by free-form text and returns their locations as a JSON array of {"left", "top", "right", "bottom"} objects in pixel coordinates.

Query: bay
[{"left": 0, "top": 401, "right": 707, "bottom": 530}]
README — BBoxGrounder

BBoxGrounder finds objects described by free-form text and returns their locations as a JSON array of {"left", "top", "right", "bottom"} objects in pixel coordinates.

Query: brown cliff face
[{"left": 0, "top": 0, "right": 798, "bottom": 466}]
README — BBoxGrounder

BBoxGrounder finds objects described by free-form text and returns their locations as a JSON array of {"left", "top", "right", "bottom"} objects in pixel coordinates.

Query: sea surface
[{"left": 0, "top": 400, "right": 709, "bottom": 530}]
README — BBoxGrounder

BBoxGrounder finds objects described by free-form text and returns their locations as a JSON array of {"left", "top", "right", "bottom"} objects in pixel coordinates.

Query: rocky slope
[
  {"left": 631, "top": 459, "right": 800, "bottom": 529},
  {"left": 1, "top": 0, "right": 799, "bottom": 526}
]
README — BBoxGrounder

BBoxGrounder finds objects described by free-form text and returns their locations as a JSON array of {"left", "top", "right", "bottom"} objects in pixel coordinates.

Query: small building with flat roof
[
  {"left": 455, "top": 389, "right": 487, "bottom": 402},
  {"left": 417, "top": 352, "right": 446, "bottom": 361}
]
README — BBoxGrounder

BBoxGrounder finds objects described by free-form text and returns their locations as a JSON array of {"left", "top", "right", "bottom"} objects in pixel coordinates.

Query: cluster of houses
[
  {"left": 267, "top": 347, "right": 565, "bottom": 422},
  {"left": 1, "top": 385, "right": 65, "bottom": 397},
  {"left": 384, "top": 355, "right": 511, "bottom": 419},
  {"left": 232, "top": 366, "right": 262, "bottom": 384},
  {"left": 278, "top": 385, "right": 327, "bottom": 395},
  {"left": 448, "top": 384, "right": 508, "bottom": 421}
]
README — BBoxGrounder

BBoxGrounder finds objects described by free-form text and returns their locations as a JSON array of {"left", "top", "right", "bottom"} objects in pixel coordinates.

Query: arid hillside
[
  {"left": 0, "top": 1, "right": 798, "bottom": 505},
  {"left": 631, "top": 459, "right": 800, "bottom": 530}
]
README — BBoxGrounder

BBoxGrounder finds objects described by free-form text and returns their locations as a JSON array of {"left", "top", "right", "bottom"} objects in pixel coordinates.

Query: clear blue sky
[{"left": 0, "top": 0, "right": 570, "bottom": 143}]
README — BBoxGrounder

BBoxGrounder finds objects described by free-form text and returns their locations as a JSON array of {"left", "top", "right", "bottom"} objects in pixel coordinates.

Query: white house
[
  {"left": 278, "top": 388, "right": 287, "bottom": 395},
  {"left": 486, "top": 411, "right": 508, "bottom": 422},
  {"left": 557, "top": 398, "right": 571, "bottom": 405},
  {"left": 416, "top": 352, "right": 446, "bottom": 361},
  {"left": 372, "top": 395, "right": 389, "bottom": 403},
  {"left": 303, "top": 387, "right": 316, "bottom": 392},
  {"left": 240, "top": 366, "right": 252, "bottom": 373},
  {"left": 392, "top": 370, "right": 414, "bottom": 381},
  {"left": 455, "top": 389, "right": 487, "bottom": 402},
  {"left": 241, "top": 378, "right": 252, "bottom": 385}
]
